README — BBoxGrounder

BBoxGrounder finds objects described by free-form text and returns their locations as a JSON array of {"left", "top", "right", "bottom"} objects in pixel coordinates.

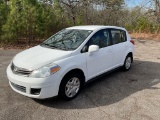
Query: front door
[{"left": 85, "top": 29, "right": 113, "bottom": 80}]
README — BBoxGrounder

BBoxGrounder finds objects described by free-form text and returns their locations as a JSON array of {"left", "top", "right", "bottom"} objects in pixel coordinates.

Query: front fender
[{"left": 54, "top": 53, "right": 87, "bottom": 91}]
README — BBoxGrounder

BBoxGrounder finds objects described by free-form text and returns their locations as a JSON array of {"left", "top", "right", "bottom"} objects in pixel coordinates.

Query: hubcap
[
  {"left": 65, "top": 77, "right": 80, "bottom": 98},
  {"left": 125, "top": 57, "right": 131, "bottom": 69}
]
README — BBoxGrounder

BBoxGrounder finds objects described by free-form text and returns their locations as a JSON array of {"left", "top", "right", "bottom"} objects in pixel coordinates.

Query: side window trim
[
  {"left": 108, "top": 29, "right": 113, "bottom": 46},
  {"left": 123, "top": 30, "right": 127, "bottom": 42}
]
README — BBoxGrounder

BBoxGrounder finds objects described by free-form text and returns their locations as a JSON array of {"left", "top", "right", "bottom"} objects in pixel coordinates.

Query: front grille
[
  {"left": 11, "top": 82, "right": 26, "bottom": 93},
  {"left": 11, "top": 63, "right": 32, "bottom": 76}
]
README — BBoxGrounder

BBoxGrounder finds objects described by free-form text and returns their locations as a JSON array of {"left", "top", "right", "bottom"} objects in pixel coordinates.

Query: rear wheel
[
  {"left": 58, "top": 73, "right": 82, "bottom": 100},
  {"left": 123, "top": 55, "right": 132, "bottom": 71}
]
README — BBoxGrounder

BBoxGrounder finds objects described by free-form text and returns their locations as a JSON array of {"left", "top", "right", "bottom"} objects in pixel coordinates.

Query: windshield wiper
[
  {"left": 49, "top": 41, "right": 70, "bottom": 50},
  {"left": 41, "top": 43, "right": 58, "bottom": 49},
  {"left": 41, "top": 43, "right": 69, "bottom": 50}
]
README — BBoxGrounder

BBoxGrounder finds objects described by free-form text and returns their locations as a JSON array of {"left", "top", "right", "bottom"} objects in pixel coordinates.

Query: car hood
[{"left": 13, "top": 45, "right": 73, "bottom": 70}]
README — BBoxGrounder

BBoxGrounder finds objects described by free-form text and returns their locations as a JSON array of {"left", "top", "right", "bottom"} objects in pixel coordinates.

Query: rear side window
[{"left": 111, "top": 29, "right": 127, "bottom": 44}]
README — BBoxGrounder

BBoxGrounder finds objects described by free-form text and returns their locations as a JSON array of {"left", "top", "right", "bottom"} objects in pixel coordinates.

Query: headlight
[{"left": 29, "top": 63, "right": 60, "bottom": 78}]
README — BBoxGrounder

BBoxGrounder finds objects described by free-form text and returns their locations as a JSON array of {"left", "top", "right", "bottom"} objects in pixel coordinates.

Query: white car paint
[
  {"left": 13, "top": 45, "right": 73, "bottom": 70},
  {"left": 7, "top": 25, "right": 134, "bottom": 99},
  {"left": 86, "top": 45, "right": 113, "bottom": 79}
]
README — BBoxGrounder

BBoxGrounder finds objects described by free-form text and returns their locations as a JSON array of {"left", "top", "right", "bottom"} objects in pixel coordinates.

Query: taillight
[{"left": 130, "top": 40, "right": 134, "bottom": 45}]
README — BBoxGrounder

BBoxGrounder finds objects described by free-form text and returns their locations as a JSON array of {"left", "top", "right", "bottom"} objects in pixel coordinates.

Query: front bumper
[{"left": 6, "top": 64, "right": 61, "bottom": 99}]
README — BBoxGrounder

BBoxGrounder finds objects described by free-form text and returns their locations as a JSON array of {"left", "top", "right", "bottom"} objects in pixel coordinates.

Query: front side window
[
  {"left": 41, "top": 29, "right": 93, "bottom": 50},
  {"left": 88, "top": 29, "right": 111, "bottom": 48},
  {"left": 111, "top": 29, "right": 127, "bottom": 44}
]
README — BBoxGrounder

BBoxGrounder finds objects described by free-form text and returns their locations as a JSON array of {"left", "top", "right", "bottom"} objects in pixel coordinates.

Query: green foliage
[
  {"left": 0, "top": 0, "right": 160, "bottom": 45},
  {"left": 0, "top": 1, "right": 9, "bottom": 41},
  {"left": 1, "top": 0, "right": 61, "bottom": 44},
  {"left": 125, "top": 16, "right": 159, "bottom": 34}
]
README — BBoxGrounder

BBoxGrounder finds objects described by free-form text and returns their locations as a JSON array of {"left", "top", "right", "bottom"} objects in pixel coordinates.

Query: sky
[
  {"left": 125, "top": 0, "right": 153, "bottom": 8},
  {"left": 126, "top": 0, "right": 140, "bottom": 7}
]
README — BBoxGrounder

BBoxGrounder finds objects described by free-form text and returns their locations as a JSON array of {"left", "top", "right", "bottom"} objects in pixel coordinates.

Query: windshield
[{"left": 41, "top": 29, "right": 93, "bottom": 50}]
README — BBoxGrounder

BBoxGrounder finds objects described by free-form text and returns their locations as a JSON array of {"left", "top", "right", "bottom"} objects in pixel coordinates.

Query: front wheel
[
  {"left": 58, "top": 73, "right": 82, "bottom": 100},
  {"left": 123, "top": 55, "right": 132, "bottom": 71}
]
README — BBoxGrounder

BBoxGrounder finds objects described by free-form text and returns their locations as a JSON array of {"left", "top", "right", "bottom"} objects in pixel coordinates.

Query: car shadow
[{"left": 34, "top": 60, "right": 160, "bottom": 109}]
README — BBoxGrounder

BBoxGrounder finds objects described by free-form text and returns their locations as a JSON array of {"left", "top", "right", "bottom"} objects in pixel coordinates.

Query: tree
[
  {"left": 1, "top": 0, "right": 59, "bottom": 45},
  {"left": 0, "top": 0, "right": 9, "bottom": 42},
  {"left": 1, "top": 0, "right": 160, "bottom": 46}
]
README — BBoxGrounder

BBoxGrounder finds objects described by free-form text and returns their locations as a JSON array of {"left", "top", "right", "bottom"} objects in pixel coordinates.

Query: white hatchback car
[{"left": 7, "top": 26, "right": 134, "bottom": 100}]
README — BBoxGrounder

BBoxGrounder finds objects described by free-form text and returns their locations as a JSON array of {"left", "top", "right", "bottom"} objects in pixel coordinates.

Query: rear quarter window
[{"left": 111, "top": 29, "right": 127, "bottom": 44}]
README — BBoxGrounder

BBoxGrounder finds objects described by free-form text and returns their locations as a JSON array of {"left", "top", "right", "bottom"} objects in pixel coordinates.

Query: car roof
[{"left": 67, "top": 25, "right": 126, "bottom": 31}]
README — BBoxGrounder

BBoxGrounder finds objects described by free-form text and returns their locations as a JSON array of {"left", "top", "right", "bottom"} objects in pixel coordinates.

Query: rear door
[
  {"left": 110, "top": 29, "right": 128, "bottom": 68},
  {"left": 84, "top": 29, "right": 113, "bottom": 80}
]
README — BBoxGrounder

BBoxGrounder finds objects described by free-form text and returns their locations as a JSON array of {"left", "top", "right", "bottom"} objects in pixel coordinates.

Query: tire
[
  {"left": 58, "top": 73, "right": 83, "bottom": 100},
  {"left": 123, "top": 55, "right": 132, "bottom": 71}
]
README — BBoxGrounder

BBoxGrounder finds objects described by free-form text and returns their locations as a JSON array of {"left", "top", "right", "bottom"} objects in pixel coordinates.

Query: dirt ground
[
  {"left": 130, "top": 33, "right": 160, "bottom": 42},
  {"left": 0, "top": 40, "right": 160, "bottom": 120}
]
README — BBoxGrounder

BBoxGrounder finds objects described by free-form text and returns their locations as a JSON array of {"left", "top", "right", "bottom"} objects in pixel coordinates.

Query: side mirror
[{"left": 88, "top": 45, "right": 99, "bottom": 53}]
